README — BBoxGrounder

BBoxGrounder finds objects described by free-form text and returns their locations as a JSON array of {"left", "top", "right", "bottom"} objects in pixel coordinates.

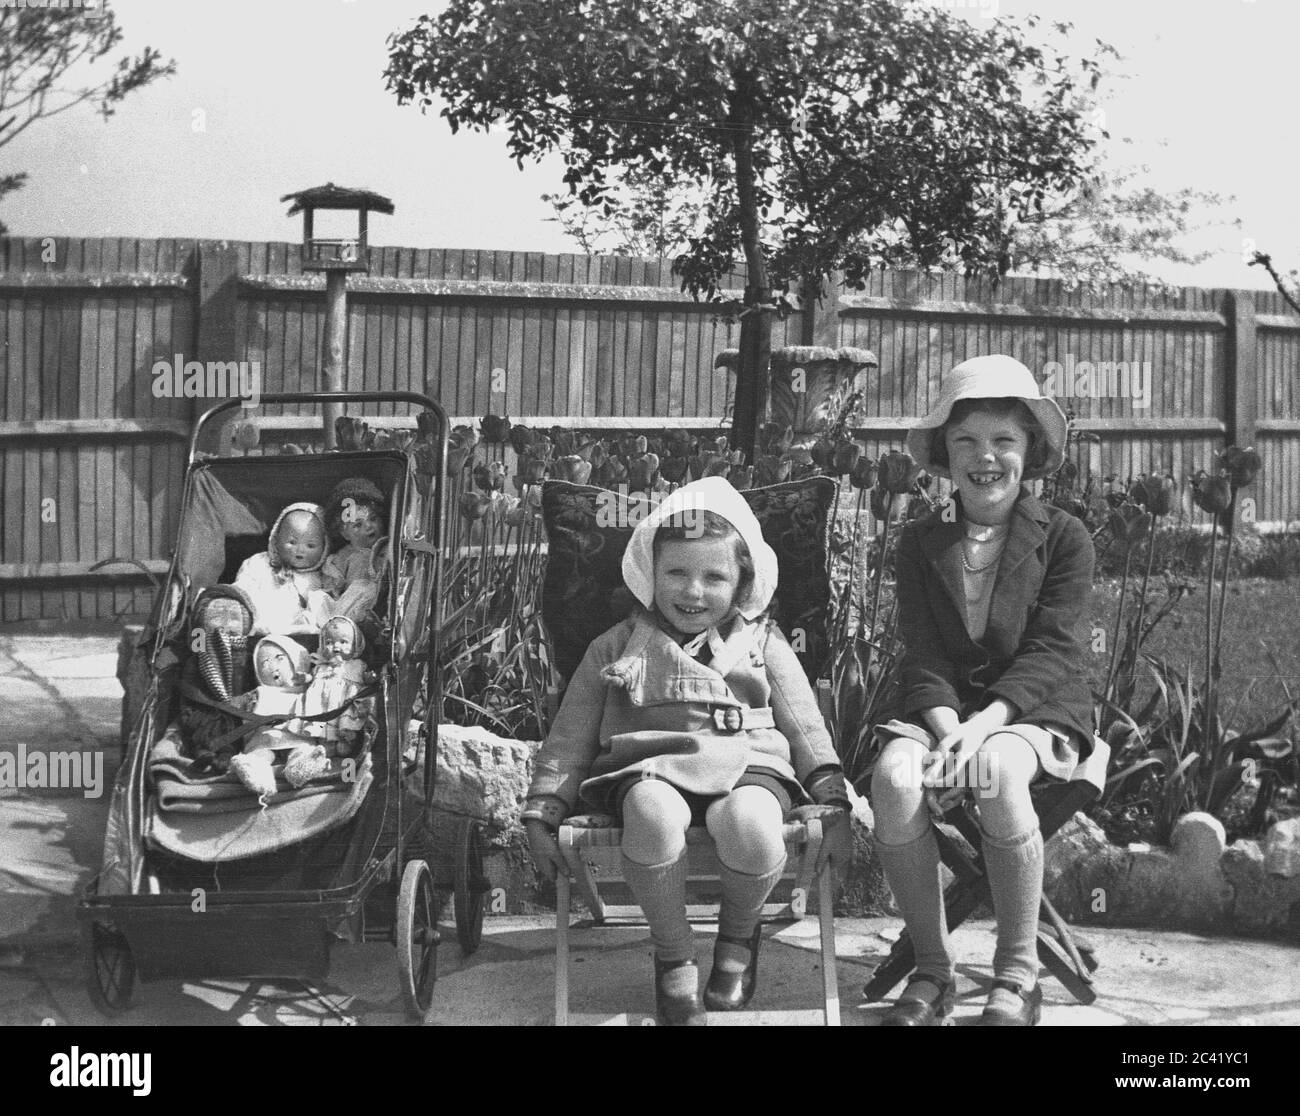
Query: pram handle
[{"left": 188, "top": 391, "right": 449, "bottom": 466}]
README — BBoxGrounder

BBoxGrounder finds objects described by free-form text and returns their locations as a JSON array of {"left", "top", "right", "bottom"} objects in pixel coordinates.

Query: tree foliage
[
  {"left": 386, "top": 0, "right": 1111, "bottom": 302},
  {"left": 545, "top": 160, "right": 1237, "bottom": 293},
  {"left": 0, "top": 7, "right": 175, "bottom": 232}
]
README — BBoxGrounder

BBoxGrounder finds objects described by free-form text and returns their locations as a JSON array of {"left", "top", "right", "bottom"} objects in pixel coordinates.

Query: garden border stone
[{"left": 432, "top": 726, "right": 1300, "bottom": 937}]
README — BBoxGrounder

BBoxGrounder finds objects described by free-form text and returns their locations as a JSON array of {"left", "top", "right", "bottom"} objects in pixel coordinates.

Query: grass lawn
[{"left": 1084, "top": 578, "right": 1300, "bottom": 726}]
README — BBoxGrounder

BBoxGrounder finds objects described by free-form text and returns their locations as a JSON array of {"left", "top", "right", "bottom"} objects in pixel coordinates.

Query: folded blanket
[
  {"left": 143, "top": 752, "right": 374, "bottom": 862},
  {"left": 149, "top": 724, "right": 347, "bottom": 814}
]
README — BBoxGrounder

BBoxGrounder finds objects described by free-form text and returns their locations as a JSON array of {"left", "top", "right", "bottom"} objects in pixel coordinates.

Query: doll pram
[{"left": 77, "top": 392, "right": 487, "bottom": 1022}]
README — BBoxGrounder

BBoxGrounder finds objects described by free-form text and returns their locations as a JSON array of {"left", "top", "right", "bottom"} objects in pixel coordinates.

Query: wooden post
[
  {"left": 195, "top": 240, "right": 242, "bottom": 456},
  {"left": 800, "top": 272, "right": 841, "bottom": 349},
  {"left": 322, "top": 270, "right": 348, "bottom": 450},
  {"left": 1225, "top": 290, "right": 1258, "bottom": 450}
]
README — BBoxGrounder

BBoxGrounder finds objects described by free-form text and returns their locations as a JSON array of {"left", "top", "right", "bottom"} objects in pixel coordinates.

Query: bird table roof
[{"left": 281, "top": 183, "right": 395, "bottom": 215}]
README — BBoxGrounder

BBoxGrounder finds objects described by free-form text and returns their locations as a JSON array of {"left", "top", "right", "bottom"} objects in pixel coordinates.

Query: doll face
[
  {"left": 274, "top": 510, "right": 325, "bottom": 570},
  {"left": 202, "top": 597, "right": 252, "bottom": 640},
  {"left": 321, "top": 620, "right": 357, "bottom": 661},
  {"left": 944, "top": 409, "right": 1028, "bottom": 523},
  {"left": 653, "top": 536, "right": 742, "bottom": 636},
  {"left": 255, "top": 642, "right": 298, "bottom": 687},
  {"left": 340, "top": 502, "right": 384, "bottom": 550}
]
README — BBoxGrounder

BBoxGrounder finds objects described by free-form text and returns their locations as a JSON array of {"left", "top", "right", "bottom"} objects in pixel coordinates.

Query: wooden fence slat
[{"left": 6, "top": 235, "right": 1300, "bottom": 616}]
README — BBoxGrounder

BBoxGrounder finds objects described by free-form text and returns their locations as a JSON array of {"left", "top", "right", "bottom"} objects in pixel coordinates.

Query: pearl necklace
[{"left": 961, "top": 521, "right": 1008, "bottom": 575}]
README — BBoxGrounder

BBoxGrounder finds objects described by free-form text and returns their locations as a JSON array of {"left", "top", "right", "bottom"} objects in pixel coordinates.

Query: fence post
[
  {"left": 800, "top": 272, "right": 841, "bottom": 349},
  {"left": 1225, "top": 289, "right": 1258, "bottom": 450},
  {"left": 195, "top": 240, "right": 242, "bottom": 455}
]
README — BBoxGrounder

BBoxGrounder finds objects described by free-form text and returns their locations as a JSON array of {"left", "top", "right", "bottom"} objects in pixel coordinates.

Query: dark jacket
[{"left": 888, "top": 486, "right": 1095, "bottom": 750}]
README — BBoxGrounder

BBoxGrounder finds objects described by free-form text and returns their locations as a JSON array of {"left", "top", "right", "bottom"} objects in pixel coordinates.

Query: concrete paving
[{"left": 2, "top": 628, "right": 1298, "bottom": 1027}]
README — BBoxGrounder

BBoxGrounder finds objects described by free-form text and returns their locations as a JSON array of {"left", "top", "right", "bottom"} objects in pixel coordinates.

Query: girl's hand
[
  {"left": 789, "top": 805, "right": 852, "bottom": 877},
  {"left": 524, "top": 820, "right": 567, "bottom": 883},
  {"left": 922, "top": 720, "right": 992, "bottom": 790}
]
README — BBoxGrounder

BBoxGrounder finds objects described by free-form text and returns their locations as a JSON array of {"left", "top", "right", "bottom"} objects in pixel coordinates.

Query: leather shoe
[
  {"left": 980, "top": 978, "right": 1042, "bottom": 1026},
  {"left": 880, "top": 973, "right": 955, "bottom": 1027},
  {"left": 704, "top": 926, "right": 762, "bottom": 1011},
  {"left": 654, "top": 957, "right": 706, "bottom": 1026}
]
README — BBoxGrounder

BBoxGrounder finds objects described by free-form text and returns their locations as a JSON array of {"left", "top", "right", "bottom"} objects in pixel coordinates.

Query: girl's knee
[
  {"left": 871, "top": 739, "right": 929, "bottom": 801},
  {"left": 974, "top": 733, "right": 1039, "bottom": 801},
  {"left": 870, "top": 738, "right": 929, "bottom": 841},
  {"left": 974, "top": 734, "right": 1040, "bottom": 838},
  {"left": 621, "top": 780, "right": 691, "bottom": 864},
  {"left": 706, "top": 787, "right": 785, "bottom": 874}
]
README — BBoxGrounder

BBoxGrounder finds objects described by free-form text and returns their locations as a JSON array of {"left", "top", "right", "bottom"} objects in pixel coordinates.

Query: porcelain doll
[
  {"left": 299, "top": 615, "right": 372, "bottom": 758},
  {"left": 228, "top": 634, "right": 331, "bottom": 802},
  {"left": 233, "top": 502, "right": 333, "bottom": 636}
]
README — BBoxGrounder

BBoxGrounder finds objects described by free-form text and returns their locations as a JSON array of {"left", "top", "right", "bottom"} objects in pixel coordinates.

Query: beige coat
[{"left": 529, "top": 612, "right": 839, "bottom": 812}]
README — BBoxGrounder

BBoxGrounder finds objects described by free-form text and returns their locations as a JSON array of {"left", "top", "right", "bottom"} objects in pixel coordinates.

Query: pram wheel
[
  {"left": 397, "top": 858, "right": 439, "bottom": 1020},
  {"left": 453, "top": 816, "right": 487, "bottom": 955},
  {"left": 84, "top": 921, "right": 136, "bottom": 1015}
]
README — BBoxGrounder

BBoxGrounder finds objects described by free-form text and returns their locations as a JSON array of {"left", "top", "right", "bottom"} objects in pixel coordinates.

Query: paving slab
[{"left": 1, "top": 629, "right": 1298, "bottom": 1029}]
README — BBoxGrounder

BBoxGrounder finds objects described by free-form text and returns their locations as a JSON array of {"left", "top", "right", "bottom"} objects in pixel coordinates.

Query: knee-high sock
[
  {"left": 981, "top": 826, "right": 1044, "bottom": 990},
  {"left": 713, "top": 859, "right": 785, "bottom": 971},
  {"left": 621, "top": 852, "right": 694, "bottom": 964},
  {"left": 874, "top": 828, "right": 954, "bottom": 984}
]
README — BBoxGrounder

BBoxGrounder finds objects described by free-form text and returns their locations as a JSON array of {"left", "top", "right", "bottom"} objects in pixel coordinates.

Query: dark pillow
[{"left": 540, "top": 477, "right": 835, "bottom": 683}]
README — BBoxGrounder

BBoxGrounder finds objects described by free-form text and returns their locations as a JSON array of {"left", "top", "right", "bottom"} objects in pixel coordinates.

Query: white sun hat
[
  {"left": 621, "top": 477, "right": 779, "bottom": 621},
  {"left": 906, "top": 354, "right": 1068, "bottom": 480}
]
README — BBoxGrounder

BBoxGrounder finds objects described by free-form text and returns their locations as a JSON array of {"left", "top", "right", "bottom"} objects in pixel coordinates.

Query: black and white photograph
[{"left": 0, "top": 0, "right": 1297, "bottom": 1069}]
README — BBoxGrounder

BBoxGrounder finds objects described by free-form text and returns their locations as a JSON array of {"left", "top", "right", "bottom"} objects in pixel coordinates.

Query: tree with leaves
[
  {"left": 386, "top": 0, "right": 1109, "bottom": 455},
  {"left": 549, "top": 161, "right": 1237, "bottom": 295},
  {"left": 0, "top": 6, "right": 175, "bottom": 233}
]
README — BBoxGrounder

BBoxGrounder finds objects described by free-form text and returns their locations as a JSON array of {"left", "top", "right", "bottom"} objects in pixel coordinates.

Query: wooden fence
[{"left": 2, "top": 235, "right": 1297, "bottom": 621}]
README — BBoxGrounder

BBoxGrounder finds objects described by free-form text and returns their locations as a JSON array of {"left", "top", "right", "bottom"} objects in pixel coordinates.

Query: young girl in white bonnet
[
  {"left": 871, "top": 355, "right": 1097, "bottom": 1027},
  {"left": 523, "top": 477, "right": 852, "bottom": 1025}
]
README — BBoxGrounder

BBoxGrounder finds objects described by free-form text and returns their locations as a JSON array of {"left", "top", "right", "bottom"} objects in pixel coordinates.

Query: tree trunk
[{"left": 728, "top": 88, "right": 772, "bottom": 464}]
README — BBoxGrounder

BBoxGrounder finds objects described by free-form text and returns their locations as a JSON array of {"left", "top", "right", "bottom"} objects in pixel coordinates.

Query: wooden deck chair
[
  {"left": 861, "top": 735, "right": 1110, "bottom": 1006},
  {"left": 538, "top": 477, "right": 843, "bottom": 1026}
]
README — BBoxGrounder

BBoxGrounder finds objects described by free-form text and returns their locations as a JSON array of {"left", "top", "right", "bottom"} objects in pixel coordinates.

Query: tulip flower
[
  {"left": 878, "top": 451, "right": 921, "bottom": 494},
  {"left": 480, "top": 415, "right": 511, "bottom": 444},
  {"left": 1218, "top": 446, "right": 1261, "bottom": 490},
  {"left": 551, "top": 428, "right": 575, "bottom": 457},
  {"left": 554, "top": 455, "right": 592, "bottom": 485},
  {"left": 809, "top": 440, "right": 835, "bottom": 470},
  {"left": 850, "top": 458, "right": 877, "bottom": 490},
  {"left": 1130, "top": 474, "right": 1175, "bottom": 518},
  {"left": 508, "top": 424, "right": 533, "bottom": 456},
  {"left": 628, "top": 453, "right": 659, "bottom": 491},
  {"left": 660, "top": 456, "right": 689, "bottom": 484},
  {"left": 1192, "top": 473, "right": 1232, "bottom": 516},
  {"left": 459, "top": 492, "right": 491, "bottom": 521},
  {"left": 1108, "top": 504, "right": 1152, "bottom": 546}
]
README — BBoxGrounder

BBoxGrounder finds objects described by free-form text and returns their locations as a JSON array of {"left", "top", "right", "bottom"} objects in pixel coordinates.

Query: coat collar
[
  {"left": 599, "top": 611, "right": 763, "bottom": 706},
  {"left": 915, "top": 486, "right": 1051, "bottom": 649}
]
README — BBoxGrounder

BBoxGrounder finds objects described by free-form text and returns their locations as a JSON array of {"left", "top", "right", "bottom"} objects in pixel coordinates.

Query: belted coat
[{"left": 528, "top": 611, "right": 841, "bottom": 812}]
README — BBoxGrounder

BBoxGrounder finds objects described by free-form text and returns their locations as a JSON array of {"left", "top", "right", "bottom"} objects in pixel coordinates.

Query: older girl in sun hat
[
  {"left": 871, "top": 354, "right": 1097, "bottom": 1027},
  {"left": 522, "top": 477, "right": 852, "bottom": 1025}
]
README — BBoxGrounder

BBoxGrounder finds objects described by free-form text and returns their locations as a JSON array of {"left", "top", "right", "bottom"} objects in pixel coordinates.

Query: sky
[{"left": 3, "top": 0, "right": 1296, "bottom": 291}]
